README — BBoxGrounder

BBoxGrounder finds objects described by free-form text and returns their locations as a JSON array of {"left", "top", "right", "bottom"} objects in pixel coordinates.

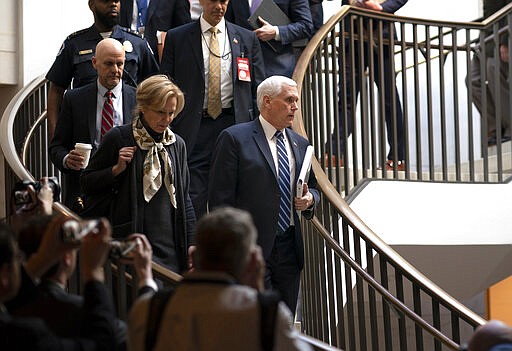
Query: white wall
[
  {"left": 0, "top": 0, "right": 19, "bottom": 85},
  {"left": 22, "top": 0, "right": 92, "bottom": 85}
]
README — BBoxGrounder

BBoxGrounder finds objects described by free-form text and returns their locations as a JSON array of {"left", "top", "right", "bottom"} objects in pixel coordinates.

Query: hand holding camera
[{"left": 60, "top": 219, "right": 141, "bottom": 262}]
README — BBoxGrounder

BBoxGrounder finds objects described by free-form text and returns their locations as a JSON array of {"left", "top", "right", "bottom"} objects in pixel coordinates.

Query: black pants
[
  {"left": 188, "top": 108, "right": 235, "bottom": 219},
  {"left": 264, "top": 227, "right": 301, "bottom": 316}
]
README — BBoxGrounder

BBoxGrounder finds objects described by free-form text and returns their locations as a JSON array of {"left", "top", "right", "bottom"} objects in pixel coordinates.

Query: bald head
[
  {"left": 468, "top": 321, "right": 512, "bottom": 351},
  {"left": 92, "top": 38, "right": 125, "bottom": 90}
]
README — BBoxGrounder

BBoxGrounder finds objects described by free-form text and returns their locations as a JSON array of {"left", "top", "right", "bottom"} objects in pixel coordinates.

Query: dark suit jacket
[
  {"left": 225, "top": 0, "right": 313, "bottom": 77},
  {"left": 208, "top": 119, "right": 319, "bottom": 269},
  {"left": 2, "top": 268, "right": 117, "bottom": 351},
  {"left": 120, "top": 0, "right": 191, "bottom": 61},
  {"left": 49, "top": 81, "right": 136, "bottom": 207},
  {"left": 159, "top": 20, "right": 266, "bottom": 154}
]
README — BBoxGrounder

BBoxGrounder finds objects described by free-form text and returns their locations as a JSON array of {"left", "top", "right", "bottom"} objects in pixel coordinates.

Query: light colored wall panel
[{"left": 22, "top": 0, "right": 91, "bottom": 85}]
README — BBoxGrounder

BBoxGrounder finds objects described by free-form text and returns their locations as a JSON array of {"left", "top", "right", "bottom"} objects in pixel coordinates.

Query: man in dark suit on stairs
[
  {"left": 208, "top": 75, "right": 319, "bottom": 314},
  {"left": 160, "top": 0, "right": 266, "bottom": 218},
  {"left": 50, "top": 38, "right": 136, "bottom": 209}
]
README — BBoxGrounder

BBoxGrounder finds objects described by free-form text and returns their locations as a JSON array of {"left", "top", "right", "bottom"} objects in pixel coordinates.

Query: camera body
[
  {"left": 109, "top": 239, "right": 138, "bottom": 261},
  {"left": 60, "top": 219, "right": 137, "bottom": 260},
  {"left": 13, "top": 177, "right": 61, "bottom": 206},
  {"left": 60, "top": 219, "right": 100, "bottom": 243}
]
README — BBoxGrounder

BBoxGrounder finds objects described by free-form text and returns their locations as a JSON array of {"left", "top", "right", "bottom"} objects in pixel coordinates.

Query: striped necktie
[
  {"left": 275, "top": 130, "right": 291, "bottom": 234},
  {"left": 101, "top": 90, "right": 114, "bottom": 138}
]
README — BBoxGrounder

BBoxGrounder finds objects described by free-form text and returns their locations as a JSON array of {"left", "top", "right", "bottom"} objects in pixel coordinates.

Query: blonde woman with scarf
[{"left": 81, "top": 75, "right": 196, "bottom": 273}]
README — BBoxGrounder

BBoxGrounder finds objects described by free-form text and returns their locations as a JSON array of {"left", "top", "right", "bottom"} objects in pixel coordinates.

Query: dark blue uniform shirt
[{"left": 46, "top": 24, "right": 159, "bottom": 89}]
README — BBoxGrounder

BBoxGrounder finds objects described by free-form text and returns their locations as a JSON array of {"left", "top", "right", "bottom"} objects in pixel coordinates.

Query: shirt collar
[
  {"left": 97, "top": 80, "right": 122, "bottom": 99},
  {"left": 259, "top": 115, "right": 284, "bottom": 141},
  {"left": 200, "top": 16, "right": 226, "bottom": 35}
]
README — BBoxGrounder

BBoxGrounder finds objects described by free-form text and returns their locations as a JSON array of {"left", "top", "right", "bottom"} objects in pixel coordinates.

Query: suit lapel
[
  {"left": 190, "top": 21, "right": 205, "bottom": 75},
  {"left": 237, "top": 0, "right": 251, "bottom": 23},
  {"left": 121, "top": 82, "right": 134, "bottom": 123},
  {"left": 146, "top": 0, "right": 158, "bottom": 24},
  {"left": 226, "top": 22, "right": 241, "bottom": 80},
  {"left": 87, "top": 84, "right": 98, "bottom": 145},
  {"left": 252, "top": 120, "right": 277, "bottom": 178},
  {"left": 286, "top": 129, "right": 304, "bottom": 183}
]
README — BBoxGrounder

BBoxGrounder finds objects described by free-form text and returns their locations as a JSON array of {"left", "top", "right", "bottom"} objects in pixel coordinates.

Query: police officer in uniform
[{"left": 46, "top": 0, "right": 159, "bottom": 138}]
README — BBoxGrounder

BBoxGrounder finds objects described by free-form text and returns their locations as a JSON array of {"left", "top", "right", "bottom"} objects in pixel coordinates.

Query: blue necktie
[
  {"left": 137, "top": 0, "right": 148, "bottom": 30},
  {"left": 250, "top": 0, "right": 263, "bottom": 15},
  {"left": 275, "top": 130, "right": 291, "bottom": 234}
]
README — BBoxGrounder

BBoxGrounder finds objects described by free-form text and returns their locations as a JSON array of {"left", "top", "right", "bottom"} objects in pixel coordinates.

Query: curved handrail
[
  {"left": 293, "top": 3, "right": 485, "bottom": 325},
  {"left": 291, "top": 3, "right": 495, "bottom": 348},
  {"left": 0, "top": 75, "right": 46, "bottom": 183},
  {"left": 310, "top": 215, "right": 459, "bottom": 349}
]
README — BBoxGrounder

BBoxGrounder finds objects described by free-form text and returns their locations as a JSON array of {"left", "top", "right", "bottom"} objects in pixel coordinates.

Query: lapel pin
[{"left": 233, "top": 38, "right": 239, "bottom": 44}]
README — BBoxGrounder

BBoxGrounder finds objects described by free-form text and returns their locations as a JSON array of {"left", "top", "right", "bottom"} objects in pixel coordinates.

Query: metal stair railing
[
  {"left": 296, "top": 5, "right": 512, "bottom": 200},
  {"left": 289, "top": 4, "right": 505, "bottom": 350}
]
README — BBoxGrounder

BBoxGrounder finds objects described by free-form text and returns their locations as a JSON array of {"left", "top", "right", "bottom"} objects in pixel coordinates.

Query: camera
[
  {"left": 60, "top": 219, "right": 137, "bottom": 260},
  {"left": 109, "top": 239, "right": 138, "bottom": 261},
  {"left": 61, "top": 219, "right": 100, "bottom": 243},
  {"left": 13, "top": 177, "right": 61, "bottom": 206}
]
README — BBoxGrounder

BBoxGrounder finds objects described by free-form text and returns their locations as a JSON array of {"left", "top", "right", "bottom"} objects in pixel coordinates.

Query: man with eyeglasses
[{"left": 159, "top": 0, "right": 266, "bottom": 219}]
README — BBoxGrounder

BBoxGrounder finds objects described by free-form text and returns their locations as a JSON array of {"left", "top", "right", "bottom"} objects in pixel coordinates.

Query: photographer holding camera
[
  {"left": 0, "top": 216, "right": 118, "bottom": 351},
  {"left": 6, "top": 214, "right": 157, "bottom": 349}
]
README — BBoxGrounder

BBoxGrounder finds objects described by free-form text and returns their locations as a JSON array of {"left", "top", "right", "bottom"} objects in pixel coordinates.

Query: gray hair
[
  {"left": 256, "top": 75, "right": 297, "bottom": 111},
  {"left": 194, "top": 207, "right": 257, "bottom": 280}
]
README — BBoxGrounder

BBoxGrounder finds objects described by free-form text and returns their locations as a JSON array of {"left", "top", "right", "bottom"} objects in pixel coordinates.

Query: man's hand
[
  {"left": 294, "top": 183, "right": 314, "bottom": 211},
  {"left": 65, "top": 149, "right": 86, "bottom": 170},
  {"left": 128, "top": 233, "right": 153, "bottom": 282},
  {"left": 255, "top": 17, "right": 277, "bottom": 42},
  {"left": 187, "top": 245, "right": 196, "bottom": 272},
  {"left": 355, "top": 0, "right": 383, "bottom": 11},
  {"left": 37, "top": 177, "right": 54, "bottom": 215},
  {"left": 112, "top": 146, "right": 137, "bottom": 177},
  {"left": 80, "top": 218, "right": 112, "bottom": 283}
]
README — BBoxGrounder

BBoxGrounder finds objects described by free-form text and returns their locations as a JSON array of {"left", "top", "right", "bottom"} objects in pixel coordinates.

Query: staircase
[{"left": 4, "top": 4, "right": 512, "bottom": 351}]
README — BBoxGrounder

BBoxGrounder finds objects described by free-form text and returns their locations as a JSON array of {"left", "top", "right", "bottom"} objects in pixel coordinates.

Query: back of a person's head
[
  {"left": 17, "top": 215, "right": 59, "bottom": 279},
  {"left": 17, "top": 215, "right": 53, "bottom": 258},
  {"left": 195, "top": 207, "right": 257, "bottom": 280},
  {"left": 468, "top": 320, "right": 512, "bottom": 351}
]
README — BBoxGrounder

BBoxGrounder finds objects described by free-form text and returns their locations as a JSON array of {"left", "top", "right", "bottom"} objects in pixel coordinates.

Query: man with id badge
[{"left": 160, "top": 0, "right": 266, "bottom": 218}]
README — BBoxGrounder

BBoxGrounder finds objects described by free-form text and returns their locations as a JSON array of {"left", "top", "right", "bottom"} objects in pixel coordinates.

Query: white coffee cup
[{"left": 74, "top": 143, "right": 93, "bottom": 169}]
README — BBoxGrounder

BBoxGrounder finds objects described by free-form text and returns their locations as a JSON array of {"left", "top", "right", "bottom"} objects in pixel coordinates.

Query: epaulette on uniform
[
  {"left": 120, "top": 27, "right": 143, "bottom": 38},
  {"left": 66, "top": 28, "right": 89, "bottom": 40}
]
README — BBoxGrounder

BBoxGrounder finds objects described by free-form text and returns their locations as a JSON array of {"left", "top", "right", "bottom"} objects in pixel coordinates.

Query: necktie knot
[
  {"left": 105, "top": 90, "right": 113, "bottom": 99},
  {"left": 209, "top": 26, "right": 218, "bottom": 35},
  {"left": 275, "top": 130, "right": 284, "bottom": 141}
]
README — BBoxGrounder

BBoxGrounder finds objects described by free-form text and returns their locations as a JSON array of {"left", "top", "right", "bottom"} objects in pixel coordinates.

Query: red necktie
[{"left": 101, "top": 91, "right": 114, "bottom": 138}]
